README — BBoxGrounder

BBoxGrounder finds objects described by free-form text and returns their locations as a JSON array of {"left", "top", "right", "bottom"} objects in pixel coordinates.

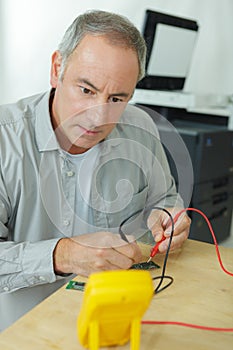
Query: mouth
[{"left": 78, "top": 124, "right": 102, "bottom": 136}]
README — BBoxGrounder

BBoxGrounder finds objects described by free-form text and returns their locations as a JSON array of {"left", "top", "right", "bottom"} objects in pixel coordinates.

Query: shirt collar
[{"left": 35, "top": 90, "right": 60, "bottom": 152}]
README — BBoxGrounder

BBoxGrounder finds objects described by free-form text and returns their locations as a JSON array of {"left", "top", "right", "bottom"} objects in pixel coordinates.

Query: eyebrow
[{"left": 78, "top": 78, "right": 130, "bottom": 98}]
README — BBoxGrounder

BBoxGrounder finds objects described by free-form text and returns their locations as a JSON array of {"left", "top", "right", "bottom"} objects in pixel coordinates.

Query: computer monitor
[{"left": 137, "top": 9, "right": 199, "bottom": 91}]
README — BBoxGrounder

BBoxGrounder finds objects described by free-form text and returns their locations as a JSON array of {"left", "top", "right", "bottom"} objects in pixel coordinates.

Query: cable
[
  {"left": 120, "top": 206, "right": 233, "bottom": 293},
  {"left": 119, "top": 209, "right": 142, "bottom": 243},
  {"left": 151, "top": 206, "right": 233, "bottom": 293},
  {"left": 142, "top": 206, "right": 233, "bottom": 333},
  {"left": 149, "top": 207, "right": 175, "bottom": 294},
  {"left": 119, "top": 206, "right": 175, "bottom": 293},
  {"left": 174, "top": 207, "right": 233, "bottom": 277},
  {"left": 141, "top": 320, "right": 233, "bottom": 332}
]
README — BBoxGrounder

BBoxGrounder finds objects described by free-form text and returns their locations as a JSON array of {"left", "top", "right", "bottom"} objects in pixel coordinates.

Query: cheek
[
  {"left": 102, "top": 124, "right": 116, "bottom": 136},
  {"left": 56, "top": 87, "right": 82, "bottom": 121},
  {"left": 63, "top": 87, "right": 96, "bottom": 118}
]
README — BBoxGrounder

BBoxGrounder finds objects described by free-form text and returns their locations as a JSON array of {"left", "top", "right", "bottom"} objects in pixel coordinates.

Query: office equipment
[
  {"left": 132, "top": 100, "right": 233, "bottom": 243},
  {"left": 77, "top": 270, "right": 154, "bottom": 350},
  {"left": 159, "top": 119, "right": 233, "bottom": 243},
  {"left": 137, "top": 9, "right": 198, "bottom": 90}
]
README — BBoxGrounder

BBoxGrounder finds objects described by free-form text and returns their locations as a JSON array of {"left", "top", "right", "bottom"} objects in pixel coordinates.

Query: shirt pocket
[{"left": 106, "top": 185, "right": 149, "bottom": 235}]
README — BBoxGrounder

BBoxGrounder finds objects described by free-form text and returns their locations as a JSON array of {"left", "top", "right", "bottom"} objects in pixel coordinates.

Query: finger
[
  {"left": 74, "top": 247, "right": 134, "bottom": 276},
  {"left": 148, "top": 211, "right": 170, "bottom": 242},
  {"left": 159, "top": 230, "right": 188, "bottom": 253},
  {"left": 164, "top": 214, "right": 191, "bottom": 237},
  {"left": 148, "top": 216, "right": 164, "bottom": 242},
  {"left": 113, "top": 240, "right": 143, "bottom": 263},
  {"left": 93, "top": 247, "right": 139, "bottom": 270},
  {"left": 149, "top": 219, "right": 164, "bottom": 242},
  {"left": 107, "top": 251, "right": 135, "bottom": 269},
  {"left": 151, "top": 228, "right": 164, "bottom": 243},
  {"left": 95, "top": 249, "right": 134, "bottom": 270}
]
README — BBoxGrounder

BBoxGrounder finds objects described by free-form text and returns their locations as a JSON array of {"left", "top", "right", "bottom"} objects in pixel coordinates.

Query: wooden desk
[{"left": 0, "top": 239, "right": 232, "bottom": 350}]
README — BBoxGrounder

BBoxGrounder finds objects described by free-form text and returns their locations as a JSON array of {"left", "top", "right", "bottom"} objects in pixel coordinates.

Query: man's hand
[
  {"left": 147, "top": 208, "right": 191, "bottom": 253},
  {"left": 53, "top": 231, "right": 142, "bottom": 276}
]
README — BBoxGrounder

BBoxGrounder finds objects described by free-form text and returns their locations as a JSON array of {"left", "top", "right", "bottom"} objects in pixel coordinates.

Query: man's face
[{"left": 50, "top": 34, "right": 139, "bottom": 154}]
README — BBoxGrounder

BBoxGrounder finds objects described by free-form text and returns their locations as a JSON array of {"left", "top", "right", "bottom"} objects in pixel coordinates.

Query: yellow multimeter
[{"left": 77, "top": 270, "right": 154, "bottom": 350}]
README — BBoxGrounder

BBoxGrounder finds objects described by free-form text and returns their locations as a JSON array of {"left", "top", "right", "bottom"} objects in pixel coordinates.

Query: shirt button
[
  {"left": 3, "top": 286, "right": 9, "bottom": 292},
  {"left": 67, "top": 171, "right": 74, "bottom": 177},
  {"left": 63, "top": 219, "right": 70, "bottom": 226}
]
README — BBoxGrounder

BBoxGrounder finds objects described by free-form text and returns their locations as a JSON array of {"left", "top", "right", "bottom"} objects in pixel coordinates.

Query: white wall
[{"left": 1, "top": 0, "right": 233, "bottom": 104}]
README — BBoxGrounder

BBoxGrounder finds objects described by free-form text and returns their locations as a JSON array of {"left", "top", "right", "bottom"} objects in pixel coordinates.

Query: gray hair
[{"left": 58, "top": 10, "right": 146, "bottom": 82}]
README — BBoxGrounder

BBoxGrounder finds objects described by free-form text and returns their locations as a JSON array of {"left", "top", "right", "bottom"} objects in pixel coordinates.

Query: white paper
[{"left": 147, "top": 23, "right": 197, "bottom": 77}]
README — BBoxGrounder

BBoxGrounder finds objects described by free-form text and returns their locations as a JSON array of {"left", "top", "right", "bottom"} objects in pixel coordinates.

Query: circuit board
[
  {"left": 66, "top": 280, "right": 86, "bottom": 291},
  {"left": 130, "top": 261, "right": 160, "bottom": 270},
  {"left": 66, "top": 261, "right": 160, "bottom": 291}
]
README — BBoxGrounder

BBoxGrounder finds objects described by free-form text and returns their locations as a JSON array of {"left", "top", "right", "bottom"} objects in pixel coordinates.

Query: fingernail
[{"left": 154, "top": 232, "right": 163, "bottom": 242}]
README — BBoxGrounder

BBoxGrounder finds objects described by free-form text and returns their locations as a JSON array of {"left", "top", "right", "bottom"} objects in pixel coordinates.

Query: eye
[
  {"left": 80, "top": 86, "right": 94, "bottom": 95},
  {"left": 109, "top": 97, "right": 123, "bottom": 103}
]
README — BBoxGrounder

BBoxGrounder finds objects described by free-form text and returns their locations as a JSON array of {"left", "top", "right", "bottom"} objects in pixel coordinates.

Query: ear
[{"left": 50, "top": 51, "right": 62, "bottom": 88}]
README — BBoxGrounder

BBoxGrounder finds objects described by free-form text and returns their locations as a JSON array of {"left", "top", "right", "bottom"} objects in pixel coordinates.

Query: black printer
[{"left": 161, "top": 120, "right": 233, "bottom": 243}]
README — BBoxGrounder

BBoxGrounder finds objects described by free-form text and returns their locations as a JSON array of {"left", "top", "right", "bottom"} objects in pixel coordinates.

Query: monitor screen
[{"left": 137, "top": 10, "right": 199, "bottom": 91}]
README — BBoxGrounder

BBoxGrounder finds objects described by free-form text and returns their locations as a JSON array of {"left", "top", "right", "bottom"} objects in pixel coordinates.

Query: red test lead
[
  {"left": 147, "top": 209, "right": 184, "bottom": 263},
  {"left": 147, "top": 236, "right": 166, "bottom": 263}
]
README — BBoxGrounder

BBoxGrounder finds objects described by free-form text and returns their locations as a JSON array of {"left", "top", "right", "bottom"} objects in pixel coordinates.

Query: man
[{"left": 0, "top": 10, "right": 191, "bottom": 330}]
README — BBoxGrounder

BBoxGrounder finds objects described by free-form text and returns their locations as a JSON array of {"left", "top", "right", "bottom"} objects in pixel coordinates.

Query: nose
[{"left": 82, "top": 102, "right": 126, "bottom": 128}]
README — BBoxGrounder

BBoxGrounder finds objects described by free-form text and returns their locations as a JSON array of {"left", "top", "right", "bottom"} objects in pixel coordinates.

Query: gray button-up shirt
[{"left": 0, "top": 91, "right": 182, "bottom": 330}]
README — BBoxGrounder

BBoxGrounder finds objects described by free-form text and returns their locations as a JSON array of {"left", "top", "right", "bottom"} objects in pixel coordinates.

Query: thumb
[
  {"left": 147, "top": 211, "right": 164, "bottom": 242},
  {"left": 150, "top": 224, "right": 164, "bottom": 243}
]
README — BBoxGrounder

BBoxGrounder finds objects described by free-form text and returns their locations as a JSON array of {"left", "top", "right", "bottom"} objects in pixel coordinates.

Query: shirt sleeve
[
  {"left": 0, "top": 237, "right": 61, "bottom": 293},
  {"left": 0, "top": 179, "right": 61, "bottom": 293},
  {"left": 0, "top": 148, "right": 66, "bottom": 293}
]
